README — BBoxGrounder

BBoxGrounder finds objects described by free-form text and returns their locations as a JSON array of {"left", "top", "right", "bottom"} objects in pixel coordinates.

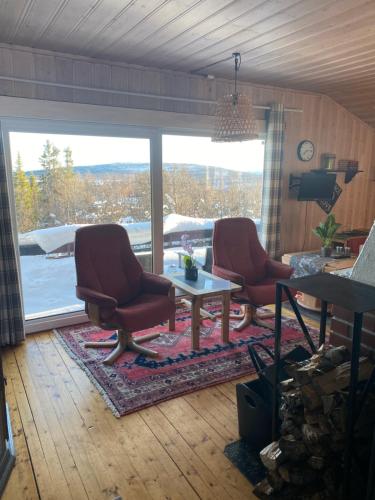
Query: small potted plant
[
  {"left": 312, "top": 214, "right": 341, "bottom": 257},
  {"left": 181, "top": 234, "right": 198, "bottom": 281}
]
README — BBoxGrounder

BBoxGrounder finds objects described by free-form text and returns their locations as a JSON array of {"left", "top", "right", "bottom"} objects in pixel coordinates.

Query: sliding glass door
[
  {"left": 2, "top": 120, "right": 264, "bottom": 331},
  {"left": 5, "top": 123, "right": 154, "bottom": 325},
  {"left": 162, "top": 134, "right": 265, "bottom": 272}
]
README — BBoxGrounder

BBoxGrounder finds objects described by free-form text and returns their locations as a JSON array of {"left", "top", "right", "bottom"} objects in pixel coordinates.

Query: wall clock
[{"left": 297, "top": 140, "right": 314, "bottom": 161}]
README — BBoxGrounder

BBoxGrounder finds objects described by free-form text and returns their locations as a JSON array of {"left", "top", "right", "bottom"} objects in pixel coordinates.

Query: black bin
[
  {"left": 236, "top": 378, "right": 273, "bottom": 450},
  {"left": 236, "top": 343, "right": 311, "bottom": 450}
]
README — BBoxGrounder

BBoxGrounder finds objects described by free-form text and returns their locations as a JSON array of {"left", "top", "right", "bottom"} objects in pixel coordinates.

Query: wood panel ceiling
[{"left": 1, "top": 0, "right": 375, "bottom": 126}]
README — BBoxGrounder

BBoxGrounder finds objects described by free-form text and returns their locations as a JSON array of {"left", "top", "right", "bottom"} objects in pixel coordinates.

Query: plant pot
[
  {"left": 320, "top": 247, "right": 332, "bottom": 258},
  {"left": 185, "top": 266, "right": 198, "bottom": 281}
]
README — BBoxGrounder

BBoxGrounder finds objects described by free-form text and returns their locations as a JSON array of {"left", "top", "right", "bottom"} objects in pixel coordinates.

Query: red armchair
[
  {"left": 75, "top": 224, "right": 175, "bottom": 365},
  {"left": 212, "top": 218, "right": 293, "bottom": 331}
]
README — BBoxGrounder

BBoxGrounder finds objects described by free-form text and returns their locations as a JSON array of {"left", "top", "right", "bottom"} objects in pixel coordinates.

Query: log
[
  {"left": 305, "top": 442, "right": 329, "bottom": 457},
  {"left": 279, "top": 434, "right": 308, "bottom": 461},
  {"left": 312, "top": 358, "right": 374, "bottom": 394},
  {"left": 283, "top": 389, "right": 303, "bottom": 410},
  {"left": 281, "top": 419, "right": 303, "bottom": 440},
  {"left": 286, "top": 364, "right": 315, "bottom": 385},
  {"left": 260, "top": 441, "right": 285, "bottom": 471},
  {"left": 279, "top": 403, "right": 305, "bottom": 425},
  {"left": 267, "top": 470, "right": 284, "bottom": 492},
  {"left": 323, "top": 346, "right": 350, "bottom": 366},
  {"left": 253, "top": 478, "right": 274, "bottom": 498},
  {"left": 304, "top": 410, "right": 321, "bottom": 425},
  {"left": 308, "top": 456, "right": 325, "bottom": 470},
  {"left": 329, "top": 406, "right": 346, "bottom": 434},
  {"left": 302, "top": 424, "right": 328, "bottom": 445},
  {"left": 301, "top": 384, "right": 322, "bottom": 411},
  {"left": 278, "top": 463, "right": 318, "bottom": 485},
  {"left": 279, "top": 378, "right": 297, "bottom": 393},
  {"left": 321, "top": 394, "right": 336, "bottom": 415}
]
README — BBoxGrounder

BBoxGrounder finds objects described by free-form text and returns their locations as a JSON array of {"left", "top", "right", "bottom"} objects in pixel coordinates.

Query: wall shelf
[{"left": 312, "top": 168, "right": 363, "bottom": 184}]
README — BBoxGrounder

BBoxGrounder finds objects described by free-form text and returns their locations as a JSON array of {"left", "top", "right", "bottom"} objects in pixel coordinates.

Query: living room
[{"left": 0, "top": 2, "right": 375, "bottom": 499}]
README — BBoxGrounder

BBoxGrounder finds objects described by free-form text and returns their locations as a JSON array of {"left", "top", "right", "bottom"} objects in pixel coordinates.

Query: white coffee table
[{"left": 165, "top": 270, "right": 242, "bottom": 350}]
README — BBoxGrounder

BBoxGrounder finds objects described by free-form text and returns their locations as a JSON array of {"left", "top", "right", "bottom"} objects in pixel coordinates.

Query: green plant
[
  {"left": 181, "top": 234, "right": 197, "bottom": 269},
  {"left": 183, "top": 254, "right": 196, "bottom": 269},
  {"left": 312, "top": 214, "right": 341, "bottom": 248}
]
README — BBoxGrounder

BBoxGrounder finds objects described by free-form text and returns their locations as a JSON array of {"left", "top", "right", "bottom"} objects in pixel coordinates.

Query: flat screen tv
[{"left": 298, "top": 172, "right": 336, "bottom": 201}]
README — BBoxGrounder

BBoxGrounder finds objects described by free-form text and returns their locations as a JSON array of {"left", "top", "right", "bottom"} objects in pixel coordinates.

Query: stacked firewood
[{"left": 253, "top": 345, "right": 375, "bottom": 500}]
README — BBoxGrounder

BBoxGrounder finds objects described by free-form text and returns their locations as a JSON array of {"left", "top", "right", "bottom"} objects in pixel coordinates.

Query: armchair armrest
[
  {"left": 141, "top": 272, "right": 172, "bottom": 295},
  {"left": 76, "top": 286, "right": 118, "bottom": 308},
  {"left": 266, "top": 259, "right": 293, "bottom": 279},
  {"left": 212, "top": 264, "right": 245, "bottom": 286}
]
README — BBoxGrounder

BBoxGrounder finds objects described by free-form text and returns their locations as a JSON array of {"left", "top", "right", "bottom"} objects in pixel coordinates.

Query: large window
[
  {"left": 162, "top": 135, "right": 265, "bottom": 271},
  {"left": 3, "top": 121, "right": 265, "bottom": 329},
  {"left": 9, "top": 131, "right": 152, "bottom": 320}
]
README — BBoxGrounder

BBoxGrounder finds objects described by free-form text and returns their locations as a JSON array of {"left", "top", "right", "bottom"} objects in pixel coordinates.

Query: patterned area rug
[{"left": 54, "top": 302, "right": 318, "bottom": 417}]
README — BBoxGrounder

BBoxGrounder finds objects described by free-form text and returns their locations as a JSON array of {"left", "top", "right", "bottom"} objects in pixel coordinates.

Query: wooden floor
[{"left": 2, "top": 312, "right": 319, "bottom": 500}]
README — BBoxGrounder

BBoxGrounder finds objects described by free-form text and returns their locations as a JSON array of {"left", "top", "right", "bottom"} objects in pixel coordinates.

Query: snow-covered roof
[{"left": 18, "top": 214, "right": 216, "bottom": 253}]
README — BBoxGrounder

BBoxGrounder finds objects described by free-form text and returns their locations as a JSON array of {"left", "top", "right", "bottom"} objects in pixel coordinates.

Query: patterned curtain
[
  {"left": 0, "top": 123, "right": 25, "bottom": 346},
  {"left": 261, "top": 103, "right": 285, "bottom": 259}
]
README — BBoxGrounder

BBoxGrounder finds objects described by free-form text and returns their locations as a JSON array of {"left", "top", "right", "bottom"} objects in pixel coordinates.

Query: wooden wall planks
[
  {"left": 283, "top": 94, "right": 375, "bottom": 255},
  {"left": 0, "top": 44, "right": 374, "bottom": 255}
]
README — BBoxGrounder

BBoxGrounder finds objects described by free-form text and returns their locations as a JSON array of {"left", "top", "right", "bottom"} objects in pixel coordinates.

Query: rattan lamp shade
[{"left": 212, "top": 93, "right": 259, "bottom": 142}]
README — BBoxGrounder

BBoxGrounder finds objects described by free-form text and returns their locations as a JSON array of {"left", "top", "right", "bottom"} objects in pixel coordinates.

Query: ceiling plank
[{"left": 1, "top": 0, "right": 375, "bottom": 126}]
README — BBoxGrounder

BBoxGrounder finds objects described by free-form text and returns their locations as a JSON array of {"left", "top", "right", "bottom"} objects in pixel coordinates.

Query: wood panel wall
[{"left": 1, "top": 43, "right": 374, "bottom": 255}]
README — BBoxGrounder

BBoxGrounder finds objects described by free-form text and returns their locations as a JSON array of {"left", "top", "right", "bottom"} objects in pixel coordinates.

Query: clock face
[{"left": 297, "top": 140, "right": 314, "bottom": 161}]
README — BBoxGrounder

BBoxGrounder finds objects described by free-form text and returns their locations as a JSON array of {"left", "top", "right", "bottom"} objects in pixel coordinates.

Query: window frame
[
  {"left": 2, "top": 118, "right": 162, "bottom": 333},
  {"left": 0, "top": 97, "right": 266, "bottom": 334}
]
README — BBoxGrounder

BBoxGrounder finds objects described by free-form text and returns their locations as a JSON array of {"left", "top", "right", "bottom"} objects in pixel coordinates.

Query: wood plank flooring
[{"left": 1, "top": 311, "right": 319, "bottom": 500}]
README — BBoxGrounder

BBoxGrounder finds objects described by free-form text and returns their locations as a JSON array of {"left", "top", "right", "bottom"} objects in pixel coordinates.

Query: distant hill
[
  {"left": 25, "top": 163, "right": 263, "bottom": 187},
  {"left": 25, "top": 162, "right": 150, "bottom": 177}
]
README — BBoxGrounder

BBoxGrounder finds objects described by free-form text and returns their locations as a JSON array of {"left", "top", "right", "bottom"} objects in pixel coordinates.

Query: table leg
[
  {"left": 221, "top": 292, "right": 230, "bottom": 343},
  {"left": 168, "top": 286, "right": 175, "bottom": 331},
  {"left": 319, "top": 300, "right": 328, "bottom": 347},
  {"left": 272, "top": 283, "right": 283, "bottom": 440},
  {"left": 343, "top": 312, "right": 363, "bottom": 499},
  {"left": 191, "top": 296, "right": 201, "bottom": 350}
]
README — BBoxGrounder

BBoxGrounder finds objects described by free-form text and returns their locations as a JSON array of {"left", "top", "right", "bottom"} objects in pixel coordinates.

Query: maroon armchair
[
  {"left": 212, "top": 218, "right": 293, "bottom": 331},
  {"left": 75, "top": 224, "right": 175, "bottom": 365}
]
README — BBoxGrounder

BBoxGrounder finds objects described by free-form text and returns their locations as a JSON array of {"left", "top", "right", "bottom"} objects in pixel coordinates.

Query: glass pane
[
  {"left": 9, "top": 132, "right": 151, "bottom": 320},
  {"left": 162, "top": 134, "right": 265, "bottom": 273},
  {"left": 168, "top": 272, "right": 233, "bottom": 293}
]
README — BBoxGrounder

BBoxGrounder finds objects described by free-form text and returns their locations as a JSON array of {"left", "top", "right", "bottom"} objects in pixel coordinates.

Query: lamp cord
[{"left": 233, "top": 52, "right": 241, "bottom": 95}]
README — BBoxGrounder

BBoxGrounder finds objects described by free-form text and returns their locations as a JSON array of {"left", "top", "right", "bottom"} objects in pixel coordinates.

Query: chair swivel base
[
  {"left": 232, "top": 304, "right": 274, "bottom": 332},
  {"left": 84, "top": 329, "right": 160, "bottom": 365}
]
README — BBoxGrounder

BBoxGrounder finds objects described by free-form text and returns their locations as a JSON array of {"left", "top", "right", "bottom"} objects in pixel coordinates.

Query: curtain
[
  {"left": 261, "top": 103, "right": 285, "bottom": 259},
  {"left": 0, "top": 123, "right": 25, "bottom": 346}
]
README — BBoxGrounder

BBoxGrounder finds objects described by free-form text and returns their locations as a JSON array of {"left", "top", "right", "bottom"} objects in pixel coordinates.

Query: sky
[{"left": 9, "top": 132, "right": 265, "bottom": 173}]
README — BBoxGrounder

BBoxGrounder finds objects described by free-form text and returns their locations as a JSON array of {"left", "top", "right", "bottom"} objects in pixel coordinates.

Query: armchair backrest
[
  {"left": 75, "top": 224, "right": 143, "bottom": 304},
  {"left": 212, "top": 218, "right": 268, "bottom": 284}
]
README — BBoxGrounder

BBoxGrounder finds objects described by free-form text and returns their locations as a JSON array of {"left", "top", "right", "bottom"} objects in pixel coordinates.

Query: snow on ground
[
  {"left": 20, "top": 255, "right": 83, "bottom": 320},
  {"left": 21, "top": 247, "right": 207, "bottom": 319},
  {"left": 19, "top": 214, "right": 260, "bottom": 319}
]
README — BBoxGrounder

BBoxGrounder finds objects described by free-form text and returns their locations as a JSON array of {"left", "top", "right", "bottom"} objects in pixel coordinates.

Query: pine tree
[
  {"left": 64, "top": 147, "right": 73, "bottom": 170},
  {"left": 38, "top": 141, "right": 80, "bottom": 226},
  {"left": 39, "top": 140, "right": 60, "bottom": 170},
  {"left": 29, "top": 174, "right": 40, "bottom": 228},
  {"left": 39, "top": 140, "right": 64, "bottom": 226},
  {"left": 13, "top": 152, "right": 40, "bottom": 232},
  {"left": 62, "top": 146, "right": 76, "bottom": 223}
]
